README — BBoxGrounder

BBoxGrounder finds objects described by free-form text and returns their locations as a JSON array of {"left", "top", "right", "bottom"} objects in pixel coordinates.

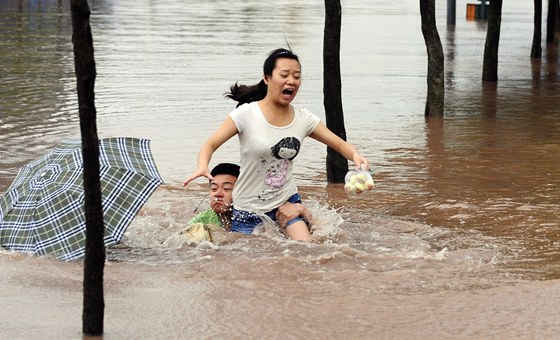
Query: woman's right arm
[{"left": 182, "top": 116, "right": 238, "bottom": 186}]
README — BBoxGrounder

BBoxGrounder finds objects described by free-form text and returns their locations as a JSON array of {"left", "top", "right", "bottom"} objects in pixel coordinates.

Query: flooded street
[{"left": 1, "top": 0, "right": 559, "bottom": 338}]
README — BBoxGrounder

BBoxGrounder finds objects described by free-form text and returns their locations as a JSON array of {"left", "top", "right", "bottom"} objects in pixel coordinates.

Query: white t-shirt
[{"left": 229, "top": 102, "right": 321, "bottom": 214}]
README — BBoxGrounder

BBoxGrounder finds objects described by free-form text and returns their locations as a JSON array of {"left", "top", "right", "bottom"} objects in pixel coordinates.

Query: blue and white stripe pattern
[{"left": 0, "top": 137, "right": 163, "bottom": 260}]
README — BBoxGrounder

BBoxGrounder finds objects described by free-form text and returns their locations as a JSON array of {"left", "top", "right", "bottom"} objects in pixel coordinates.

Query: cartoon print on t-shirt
[{"left": 264, "top": 137, "right": 301, "bottom": 188}]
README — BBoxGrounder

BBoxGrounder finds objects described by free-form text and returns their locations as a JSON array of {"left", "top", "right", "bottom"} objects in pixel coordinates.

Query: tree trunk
[
  {"left": 546, "top": 0, "right": 559, "bottom": 43},
  {"left": 70, "top": 0, "right": 105, "bottom": 336},
  {"left": 420, "top": 0, "right": 445, "bottom": 116},
  {"left": 323, "top": 0, "right": 348, "bottom": 183},
  {"left": 531, "top": 0, "right": 542, "bottom": 59},
  {"left": 447, "top": 0, "right": 456, "bottom": 26},
  {"left": 482, "top": 0, "right": 503, "bottom": 81},
  {"left": 558, "top": 0, "right": 560, "bottom": 33}
]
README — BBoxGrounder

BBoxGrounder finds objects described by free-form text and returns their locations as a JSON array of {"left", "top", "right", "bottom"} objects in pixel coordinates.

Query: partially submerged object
[{"left": 181, "top": 223, "right": 224, "bottom": 243}]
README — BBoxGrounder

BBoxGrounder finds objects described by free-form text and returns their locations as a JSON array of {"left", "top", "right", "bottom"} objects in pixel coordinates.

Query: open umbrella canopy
[{"left": 0, "top": 137, "right": 163, "bottom": 260}]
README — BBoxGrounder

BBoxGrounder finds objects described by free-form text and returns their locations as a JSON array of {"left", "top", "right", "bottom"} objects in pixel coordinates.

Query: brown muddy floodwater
[{"left": 1, "top": 0, "right": 559, "bottom": 338}]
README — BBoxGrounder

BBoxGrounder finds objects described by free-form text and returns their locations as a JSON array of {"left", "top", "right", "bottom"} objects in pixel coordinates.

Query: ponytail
[{"left": 225, "top": 80, "right": 268, "bottom": 108}]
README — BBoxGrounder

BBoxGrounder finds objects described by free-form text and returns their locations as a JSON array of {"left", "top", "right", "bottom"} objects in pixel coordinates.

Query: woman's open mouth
[{"left": 282, "top": 88, "right": 294, "bottom": 99}]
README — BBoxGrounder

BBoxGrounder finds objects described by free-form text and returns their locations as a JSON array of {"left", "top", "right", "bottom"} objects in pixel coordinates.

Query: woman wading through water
[{"left": 183, "top": 48, "right": 370, "bottom": 241}]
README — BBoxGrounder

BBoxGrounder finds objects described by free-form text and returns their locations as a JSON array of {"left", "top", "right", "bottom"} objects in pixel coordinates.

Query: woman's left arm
[{"left": 309, "top": 122, "right": 370, "bottom": 170}]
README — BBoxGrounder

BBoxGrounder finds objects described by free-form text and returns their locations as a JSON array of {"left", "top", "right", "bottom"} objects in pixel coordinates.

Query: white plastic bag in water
[{"left": 344, "top": 170, "right": 374, "bottom": 194}]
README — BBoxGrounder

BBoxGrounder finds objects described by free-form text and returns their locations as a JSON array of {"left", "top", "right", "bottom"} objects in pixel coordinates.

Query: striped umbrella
[{"left": 0, "top": 137, "right": 163, "bottom": 260}]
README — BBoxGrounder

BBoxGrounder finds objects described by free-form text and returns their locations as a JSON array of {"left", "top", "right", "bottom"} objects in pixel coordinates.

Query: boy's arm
[{"left": 276, "top": 202, "right": 312, "bottom": 227}]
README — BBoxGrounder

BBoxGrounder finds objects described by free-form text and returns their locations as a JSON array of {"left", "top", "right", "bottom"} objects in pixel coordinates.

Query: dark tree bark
[
  {"left": 546, "top": 0, "right": 559, "bottom": 43},
  {"left": 558, "top": 0, "right": 560, "bottom": 32},
  {"left": 482, "top": 0, "right": 503, "bottom": 81},
  {"left": 70, "top": 0, "right": 105, "bottom": 336},
  {"left": 420, "top": 0, "right": 445, "bottom": 116},
  {"left": 447, "top": 0, "right": 456, "bottom": 26},
  {"left": 323, "top": 0, "right": 348, "bottom": 183},
  {"left": 532, "top": 0, "right": 543, "bottom": 59}
]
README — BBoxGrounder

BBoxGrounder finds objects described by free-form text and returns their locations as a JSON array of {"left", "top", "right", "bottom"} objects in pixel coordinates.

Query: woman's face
[{"left": 264, "top": 58, "right": 301, "bottom": 106}]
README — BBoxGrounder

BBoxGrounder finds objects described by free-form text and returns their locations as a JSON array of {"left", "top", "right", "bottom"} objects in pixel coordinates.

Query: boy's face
[{"left": 209, "top": 174, "right": 237, "bottom": 214}]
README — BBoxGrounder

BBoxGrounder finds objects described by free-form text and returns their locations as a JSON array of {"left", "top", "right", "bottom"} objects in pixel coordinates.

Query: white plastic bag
[{"left": 344, "top": 170, "right": 374, "bottom": 194}]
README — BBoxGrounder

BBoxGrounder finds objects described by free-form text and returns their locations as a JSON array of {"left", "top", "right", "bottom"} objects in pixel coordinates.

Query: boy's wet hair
[{"left": 210, "top": 163, "right": 240, "bottom": 178}]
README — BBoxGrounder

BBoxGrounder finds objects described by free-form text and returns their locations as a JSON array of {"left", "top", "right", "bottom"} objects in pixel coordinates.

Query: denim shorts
[{"left": 231, "top": 193, "right": 305, "bottom": 234}]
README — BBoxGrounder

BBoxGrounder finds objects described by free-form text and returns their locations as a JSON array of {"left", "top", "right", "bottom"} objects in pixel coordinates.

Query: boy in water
[{"left": 187, "top": 162, "right": 311, "bottom": 233}]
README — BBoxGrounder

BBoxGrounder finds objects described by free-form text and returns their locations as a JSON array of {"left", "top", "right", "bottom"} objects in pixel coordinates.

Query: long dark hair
[{"left": 225, "top": 48, "right": 300, "bottom": 107}]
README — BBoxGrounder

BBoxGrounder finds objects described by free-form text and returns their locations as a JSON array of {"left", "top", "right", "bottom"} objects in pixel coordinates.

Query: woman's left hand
[{"left": 353, "top": 154, "right": 370, "bottom": 171}]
